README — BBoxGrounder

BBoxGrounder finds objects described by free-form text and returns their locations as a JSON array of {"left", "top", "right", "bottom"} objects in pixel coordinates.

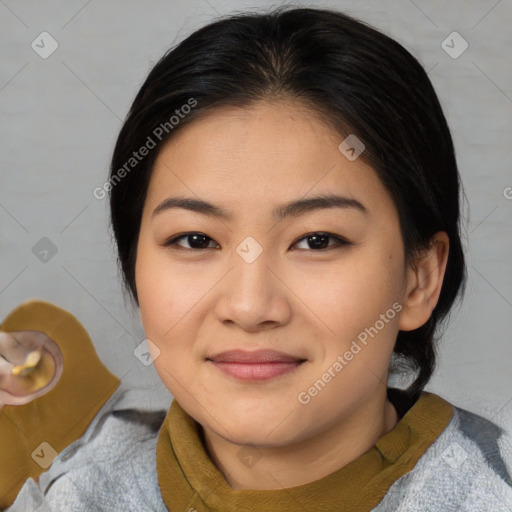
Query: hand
[{"left": 0, "top": 330, "right": 63, "bottom": 407}]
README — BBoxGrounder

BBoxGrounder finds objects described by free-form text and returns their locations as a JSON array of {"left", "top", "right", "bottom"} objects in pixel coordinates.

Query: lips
[
  {"left": 206, "top": 350, "right": 306, "bottom": 381},
  {"left": 207, "top": 349, "right": 305, "bottom": 364}
]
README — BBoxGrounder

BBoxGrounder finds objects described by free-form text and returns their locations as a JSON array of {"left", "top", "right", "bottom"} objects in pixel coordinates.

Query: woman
[{"left": 3, "top": 6, "right": 512, "bottom": 511}]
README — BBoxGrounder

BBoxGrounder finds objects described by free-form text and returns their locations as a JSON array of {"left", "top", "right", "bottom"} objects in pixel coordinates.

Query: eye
[
  {"left": 164, "top": 232, "right": 219, "bottom": 250},
  {"left": 291, "top": 232, "right": 351, "bottom": 251},
  {"left": 163, "top": 231, "right": 351, "bottom": 252}
]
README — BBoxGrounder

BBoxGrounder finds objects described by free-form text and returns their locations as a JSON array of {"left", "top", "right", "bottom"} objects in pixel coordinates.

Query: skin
[
  {"left": 0, "top": 331, "right": 63, "bottom": 407},
  {"left": 135, "top": 99, "right": 449, "bottom": 490}
]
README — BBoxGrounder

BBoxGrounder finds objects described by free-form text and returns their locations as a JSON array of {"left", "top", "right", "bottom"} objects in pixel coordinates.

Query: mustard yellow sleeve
[{"left": 0, "top": 300, "right": 120, "bottom": 509}]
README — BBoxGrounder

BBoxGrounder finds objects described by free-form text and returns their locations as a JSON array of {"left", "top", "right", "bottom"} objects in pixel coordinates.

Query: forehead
[{"left": 146, "top": 100, "right": 396, "bottom": 222}]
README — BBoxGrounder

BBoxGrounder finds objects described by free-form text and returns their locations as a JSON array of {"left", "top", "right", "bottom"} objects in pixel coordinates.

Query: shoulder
[
  {"left": 454, "top": 403, "right": 512, "bottom": 481},
  {"left": 7, "top": 385, "right": 170, "bottom": 512},
  {"left": 375, "top": 397, "right": 512, "bottom": 511}
]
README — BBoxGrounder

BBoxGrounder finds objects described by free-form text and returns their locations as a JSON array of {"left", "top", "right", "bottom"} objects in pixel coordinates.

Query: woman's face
[{"left": 136, "top": 100, "right": 409, "bottom": 447}]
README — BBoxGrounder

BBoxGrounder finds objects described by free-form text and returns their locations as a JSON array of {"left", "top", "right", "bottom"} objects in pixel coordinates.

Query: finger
[
  {"left": 0, "top": 332, "right": 30, "bottom": 365},
  {"left": 0, "top": 356, "right": 14, "bottom": 377}
]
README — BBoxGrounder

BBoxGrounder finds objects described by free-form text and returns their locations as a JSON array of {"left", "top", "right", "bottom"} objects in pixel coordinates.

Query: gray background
[{"left": 1, "top": 0, "right": 511, "bottom": 419}]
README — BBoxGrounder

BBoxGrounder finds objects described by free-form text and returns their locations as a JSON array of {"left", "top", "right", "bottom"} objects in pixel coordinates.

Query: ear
[{"left": 398, "top": 231, "right": 450, "bottom": 331}]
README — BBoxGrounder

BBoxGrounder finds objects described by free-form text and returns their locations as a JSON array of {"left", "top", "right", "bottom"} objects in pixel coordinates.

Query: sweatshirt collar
[{"left": 156, "top": 389, "right": 454, "bottom": 511}]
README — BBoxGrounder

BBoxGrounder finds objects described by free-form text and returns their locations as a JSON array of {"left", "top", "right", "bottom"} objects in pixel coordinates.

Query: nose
[{"left": 213, "top": 245, "right": 292, "bottom": 332}]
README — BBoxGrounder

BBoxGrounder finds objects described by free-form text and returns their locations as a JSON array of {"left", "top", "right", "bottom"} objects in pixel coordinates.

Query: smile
[{"left": 208, "top": 360, "right": 305, "bottom": 381}]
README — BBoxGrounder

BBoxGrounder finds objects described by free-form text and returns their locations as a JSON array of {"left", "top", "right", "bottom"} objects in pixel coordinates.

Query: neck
[{"left": 202, "top": 386, "right": 399, "bottom": 490}]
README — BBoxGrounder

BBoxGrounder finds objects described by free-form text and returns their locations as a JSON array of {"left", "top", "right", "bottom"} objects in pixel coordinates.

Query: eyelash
[{"left": 162, "top": 232, "right": 351, "bottom": 252}]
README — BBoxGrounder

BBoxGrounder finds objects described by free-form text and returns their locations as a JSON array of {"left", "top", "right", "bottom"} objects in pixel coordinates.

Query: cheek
[
  {"left": 309, "top": 246, "right": 404, "bottom": 353},
  {"left": 135, "top": 241, "right": 182, "bottom": 339},
  {"left": 135, "top": 249, "right": 201, "bottom": 390},
  {"left": 135, "top": 243, "right": 213, "bottom": 348}
]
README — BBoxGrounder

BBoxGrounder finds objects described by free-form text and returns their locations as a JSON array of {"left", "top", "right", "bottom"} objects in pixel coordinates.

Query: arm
[{"left": 0, "top": 300, "right": 120, "bottom": 509}]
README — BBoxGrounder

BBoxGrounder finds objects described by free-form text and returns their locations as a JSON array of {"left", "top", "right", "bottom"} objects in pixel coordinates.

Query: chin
[
  {"left": 216, "top": 407, "right": 303, "bottom": 446},
  {"left": 218, "top": 426, "right": 298, "bottom": 449}
]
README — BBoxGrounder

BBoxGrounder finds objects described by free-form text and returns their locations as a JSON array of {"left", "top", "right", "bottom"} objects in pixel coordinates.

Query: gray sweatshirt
[{"left": 6, "top": 385, "right": 512, "bottom": 511}]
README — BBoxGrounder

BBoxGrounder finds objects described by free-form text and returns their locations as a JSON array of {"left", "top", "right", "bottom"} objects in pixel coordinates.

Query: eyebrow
[{"left": 152, "top": 194, "right": 367, "bottom": 221}]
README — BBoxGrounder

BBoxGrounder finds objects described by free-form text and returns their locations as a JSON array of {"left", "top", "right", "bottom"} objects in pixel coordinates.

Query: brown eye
[
  {"left": 292, "top": 232, "right": 350, "bottom": 251},
  {"left": 165, "top": 232, "right": 219, "bottom": 250}
]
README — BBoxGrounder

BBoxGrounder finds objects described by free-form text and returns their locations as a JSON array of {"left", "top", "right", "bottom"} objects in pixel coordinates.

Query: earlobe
[{"left": 398, "top": 232, "right": 450, "bottom": 332}]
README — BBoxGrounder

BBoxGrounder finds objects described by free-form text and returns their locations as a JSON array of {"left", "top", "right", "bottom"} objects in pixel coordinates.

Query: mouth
[{"left": 206, "top": 349, "right": 307, "bottom": 381}]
